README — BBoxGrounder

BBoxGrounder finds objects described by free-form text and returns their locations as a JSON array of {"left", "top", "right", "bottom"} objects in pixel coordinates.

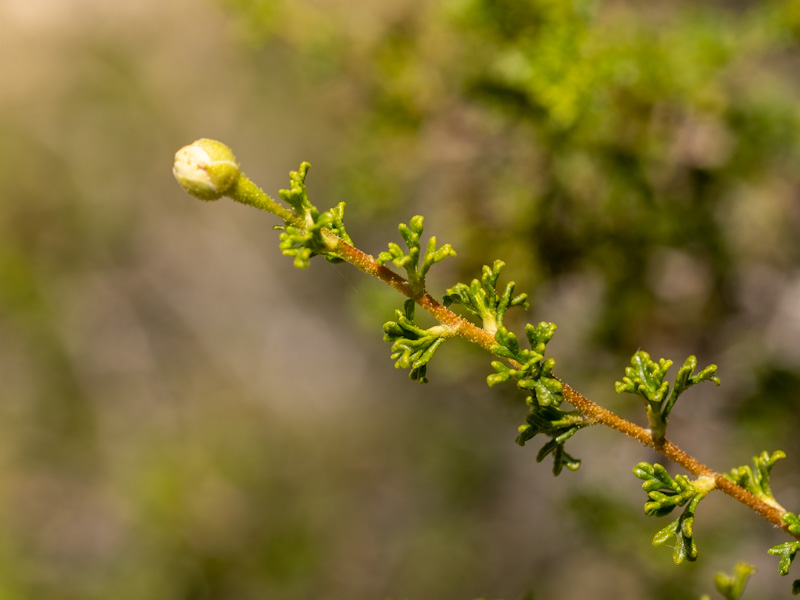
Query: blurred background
[{"left": 2, "top": 0, "right": 800, "bottom": 598}]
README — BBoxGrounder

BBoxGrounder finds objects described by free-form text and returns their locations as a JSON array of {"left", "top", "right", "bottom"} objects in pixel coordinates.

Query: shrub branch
[
  {"left": 173, "top": 142, "right": 800, "bottom": 591},
  {"left": 334, "top": 232, "right": 796, "bottom": 538}
]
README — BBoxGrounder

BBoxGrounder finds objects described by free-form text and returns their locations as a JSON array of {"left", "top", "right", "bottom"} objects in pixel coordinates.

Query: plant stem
[
  {"left": 228, "top": 174, "right": 305, "bottom": 227},
  {"left": 329, "top": 233, "right": 799, "bottom": 539},
  {"left": 333, "top": 235, "right": 499, "bottom": 346},
  {"left": 560, "top": 384, "right": 796, "bottom": 536}
]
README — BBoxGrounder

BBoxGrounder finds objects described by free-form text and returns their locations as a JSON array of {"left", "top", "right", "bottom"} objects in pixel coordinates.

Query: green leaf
[
  {"left": 635, "top": 463, "right": 712, "bottom": 563},
  {"left": 651, "top": 494, "right": 703, "bottom": 564},
  {"left": 443, "top": 260, "right": 528, "bottom": 332},
  {"left": 724, "top": 450, "right": 786, "bottom": 509},
  {"left": 768, "top": 513, "right": 800, "bottom": 595},
  {"left": 491, "top": 325, "right": 522, "bottom": 358},
  {"left": 320, "top": 202, "right": 354, "bottom": 263},
  {"left": 534, "top": 378, "right": 563, "bottom": 407},
  {"left": 377, "top": 216, "right": 455, "bottom": 294},
  {"left": 615, "top": 351, "right": 672, "bottom": 405},
  {"left": 485, "top": 317, "right": 575, "bottom": 469},
  {"left": 652, "top": 515, "right": 698, "bottom": 564},
  {"left": 488, "top": 352, "right": 561, "bottom": 408},
  {"left": 516, "top": 404, "right": 590, "bottom": 476},
  {"left": 711, "top": 562, "right": 756, "bottom": 600},
  {"left": 275, "top": 164, "right": 353, "bottom": 268},
  {"left": 663, "top": 355, "right": 720, "bottom": 421},
  {"left": 616, "top": 351, "right": 719, "bottom": 439},
  {"left": 486, "top": 361, "right": 513, "bottom": 387},
  {"left": 382, "top": 299, "right": 450, "bottom": 383},
  {"left": 784, "top": 512, "right": 800, "bottom": 536},
  {"left": 634, "top": 462, "right": 698, "bottom": 517},
  {"left": 768, "top": 540, "right": 800, "bottom": 576},
  {"left": 278, "top": 162, "right": 314, "bottom": 218},
  {"left": 488, "top": 323, "right": 559, "bottom": 389},
  {"left": 278, "top": 205, "right": 350, "bottom": 268},
  {"left": 537, "top": 436, "right": 581, "bottom": 476},
  {"left": 525, "top": 322, "right": 557, "bottom": 355}
]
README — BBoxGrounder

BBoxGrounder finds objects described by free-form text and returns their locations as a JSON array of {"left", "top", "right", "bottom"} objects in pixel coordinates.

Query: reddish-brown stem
[
  {"left": 561, "top": 384, "right": 795, "bottom": 537},
  {"left": 333, "top": 234, "right": 499, "bottom": 348},
  {"left": 330, "top": 232, "right": 799, "bottom": 538}
]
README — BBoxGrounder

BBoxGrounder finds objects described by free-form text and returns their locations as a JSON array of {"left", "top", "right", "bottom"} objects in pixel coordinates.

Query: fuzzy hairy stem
[
  {"left": 331, "top": 232, "right": 799, "bottom": 539},
  {"left": 333, "top": 235, "right": 509, "bottom": 346},
  {"left": 560, "top": 385, "right": 795, "bottom": 537},
  {"left": 230, "top": 174, "right": 304, "bottom": 226}
]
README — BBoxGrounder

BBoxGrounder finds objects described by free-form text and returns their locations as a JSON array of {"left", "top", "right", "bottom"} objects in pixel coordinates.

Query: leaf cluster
[
  {"left": 276, "top": 163, "right": 353, "bottom": 268},
  {"left": 382, "top": 299, "right": 450, "bottom": 384},
  {"left": 376, "top": 217, "right": 457, "bottom": 382},
  {"left": 634, "top": 462, "right": 713, "bottom": 564},
  {"left": 725, "top": 450, "right": 785, "bottom": 509},
  {"left": 487, "top": 321, "right": 592, "bottom": 475},
  {"left": 515, "top": 405, "right": 588, "bottom": 475},
  {"left": 615, "top": 352, "right": 720, "bottom": 439},
  {"left": 487, "top": 322, "right": 559, "bottom": 397},
  {"left": 443, "top": 259, "right": 528, "bottom": 334},
  {"left": 768, "top": 513, "right": 800, "bottom": 593},
  {"left": 195, "top": 151, "right": 800, "bottom": 597},
  {"left": 377, "top": 215, "right": 455, "bottom": 295}
]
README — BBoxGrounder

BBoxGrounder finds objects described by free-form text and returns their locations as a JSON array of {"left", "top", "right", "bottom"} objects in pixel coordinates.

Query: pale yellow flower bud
[{"left": 173, "top": 139, "right": 241, "bottom": 201}]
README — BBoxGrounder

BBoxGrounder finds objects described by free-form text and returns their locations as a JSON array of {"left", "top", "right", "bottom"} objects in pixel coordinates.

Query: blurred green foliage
[
  {"left": 217, "top": 0, "right": 800, "bottom": 594},
  {"left": 225, "top": 0, "right": 800, "bottom": 349},
  {"left": 2, "top": 0, "right": 800, "bottom": 598}
]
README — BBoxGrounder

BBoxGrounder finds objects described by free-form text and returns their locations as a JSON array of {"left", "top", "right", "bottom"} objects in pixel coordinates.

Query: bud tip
[{"left": 173, "top": 138, "right": 240, "bottom": 201}]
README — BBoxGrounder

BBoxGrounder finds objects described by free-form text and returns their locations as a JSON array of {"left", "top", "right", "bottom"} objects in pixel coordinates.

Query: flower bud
[{"left": 173, "top": 139, "right": 241, "bottom": 200}]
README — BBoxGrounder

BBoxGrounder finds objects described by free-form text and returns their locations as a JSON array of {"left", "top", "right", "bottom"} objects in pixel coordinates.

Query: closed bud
[{"left": 173, "top": 139, "right": 241, "bottom": 200}]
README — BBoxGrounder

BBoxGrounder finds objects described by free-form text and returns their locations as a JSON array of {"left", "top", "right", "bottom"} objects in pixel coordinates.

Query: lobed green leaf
[
  {"left": 662, "top": 356, "right": 720, "bottom": 420},
  {"left": 725, "top": 450, "right": 786, "bottom": 509},
  {"left": 651, "top": 495, "right": 703, "bottom": 564},
  {"left": 616, "top": 351, "right": 719, "bottom": 439},
  {"left": 516, "top": 404, "right": 589, "bottom": 476},
  {"left": 275, "top": 164, "right": 353, "bottom": 268},
  {"left": 382, "top": 299, "right": 449, "bottom": 383},
  {"left": 635, "top": 464, "right": 711, "bottom": 562},
  {"left": 711, "top": 562, "right": 756, "bottom": 600},
  {"left": 444, "top": 260, "right": 528, "bottom": 333},
  {"left": 768, "top": 541, "right": 800, "bottom": 576},
  {"left": 784, "top": 512, "right": 800, "bottom": 536},
  {"left": 616, "top": 351, "right": 672, "bottom": 404},
  {"left": 278, "top": 162, "right": 314, "bottom": 218},
  {"left": 378, "top": 216, "right": 455, "bottom": 293}
]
